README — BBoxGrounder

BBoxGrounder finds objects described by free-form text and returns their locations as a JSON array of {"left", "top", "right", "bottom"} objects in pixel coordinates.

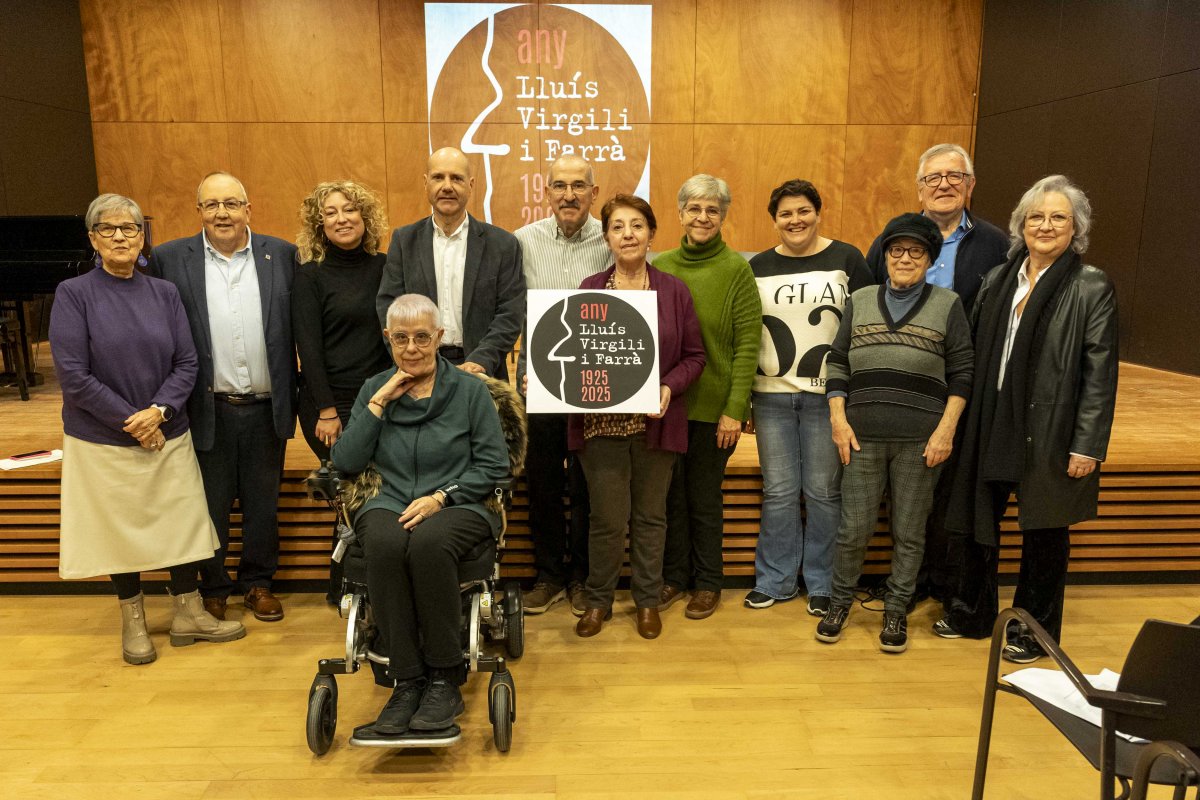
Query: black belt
[
  {"left": 439, "top": 345, "right": 465, "bottom": 360},
  {"left": 214, "top": 392, "right": 272, "bottom": 405}
]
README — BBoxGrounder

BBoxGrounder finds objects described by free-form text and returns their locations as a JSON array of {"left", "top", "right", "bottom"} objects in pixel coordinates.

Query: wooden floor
[
  {"left": 0, "top": 585, "right": 1195, "bottom": 799},
  {"left": 5, "top": 348, "right": 1200, "bottom": 583}
]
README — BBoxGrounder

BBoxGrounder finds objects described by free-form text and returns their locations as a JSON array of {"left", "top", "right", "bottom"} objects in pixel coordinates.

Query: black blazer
[
  {"left": 376, "top": 214, "right": 525, "bottom": 380},
  {"left": 152, "top": 232, "right": 298, "bottom": 450}
]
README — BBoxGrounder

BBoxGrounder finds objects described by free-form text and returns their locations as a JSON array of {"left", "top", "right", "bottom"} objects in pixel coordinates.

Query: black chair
[
  {"left": 972, "top": 609, "right": 1200, "bottom": 799},
  {"left": 1130, "top": 742, "right": 1200, "bottom": 800},
  {"left": 302, "top": 463, "right": 524, "bottom": 755}
]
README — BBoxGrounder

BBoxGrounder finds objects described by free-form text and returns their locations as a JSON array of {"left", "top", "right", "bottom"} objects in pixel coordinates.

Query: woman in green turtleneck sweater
[{"left": 653, "top": 174, "right": 762, "bottom": 620}]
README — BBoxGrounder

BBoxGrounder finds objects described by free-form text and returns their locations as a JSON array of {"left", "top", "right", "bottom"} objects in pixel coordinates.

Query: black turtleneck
[{"left": 292, "top": 243, "right": 392, "bottom": 409}]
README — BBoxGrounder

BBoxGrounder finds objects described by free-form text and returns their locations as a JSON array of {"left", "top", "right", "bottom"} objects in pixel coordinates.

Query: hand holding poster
[{"left": 526, "top": 289, "right": 659, "bottom": 413}]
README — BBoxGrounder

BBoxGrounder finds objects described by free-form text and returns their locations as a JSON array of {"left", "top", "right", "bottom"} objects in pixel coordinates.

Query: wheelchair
[{"left": 303, "top": 461, "right": 525, "bottom": 754}]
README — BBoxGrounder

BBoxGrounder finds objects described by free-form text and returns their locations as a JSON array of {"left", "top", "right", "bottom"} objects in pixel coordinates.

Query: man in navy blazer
[
  {"left": 153, "top": 172, "right": 297, "bottom": 623},
  {"left": 376, "top": 146, "right": 525, "bottom": 380}
]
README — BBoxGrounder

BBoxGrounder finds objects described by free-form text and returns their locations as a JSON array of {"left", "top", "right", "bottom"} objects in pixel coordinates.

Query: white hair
[
  {"left": 677, "top": 174, "right": 732, "bottom": 218},
  {"left": 386, "top": 294, "right": 442, "bottom": 330},
  {"left": 916, "top": 143, "right": 975, "bottom": 183},
  {"left": 85, "top": 193, "right": 144, "bottom": 228},
  {"left": 1007, "top": 174, "right": 1093, "bottom": 258}
]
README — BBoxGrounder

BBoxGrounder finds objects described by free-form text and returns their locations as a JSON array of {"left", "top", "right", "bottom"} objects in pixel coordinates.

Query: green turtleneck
[{"left": 653, "top": 232, "right": 762, "bottom": 423}]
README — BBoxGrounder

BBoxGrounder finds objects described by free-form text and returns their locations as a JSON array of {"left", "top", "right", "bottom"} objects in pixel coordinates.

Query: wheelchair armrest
[
  {"left": 993, "top": 609, "right": 1167, "bottom": 719},
  {"left": 493, "top": 476, "right": 514, "bottom": 492}
]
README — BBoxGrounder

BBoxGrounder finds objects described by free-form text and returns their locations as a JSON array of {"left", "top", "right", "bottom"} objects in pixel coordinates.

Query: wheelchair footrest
[
  {"left": 474, "top": 654, "right": 507, "bottom": 674},
  {"left": 349, "top": 723, "right": 462, "bottom": 748}
]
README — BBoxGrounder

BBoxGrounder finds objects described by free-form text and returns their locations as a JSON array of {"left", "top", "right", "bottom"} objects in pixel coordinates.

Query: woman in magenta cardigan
[{"left": 569, "top": 194, "right": 705, "bottom": 640}]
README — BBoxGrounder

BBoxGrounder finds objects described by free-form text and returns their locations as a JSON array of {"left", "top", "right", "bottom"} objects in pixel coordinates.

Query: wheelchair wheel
[
  {"left": 489, "top": 676, "right": 514, "bottom": 753},
  {"left": 502, "top": 582, "right": 524, "bottom": 659},
  {"left": 306, "top": 675, "right": 337, "bottom": 756}
]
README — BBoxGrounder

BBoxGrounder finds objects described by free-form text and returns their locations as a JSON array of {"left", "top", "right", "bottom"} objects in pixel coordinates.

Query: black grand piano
[{"left": 0, "top": 215, "right": 153, "bottom": 400}]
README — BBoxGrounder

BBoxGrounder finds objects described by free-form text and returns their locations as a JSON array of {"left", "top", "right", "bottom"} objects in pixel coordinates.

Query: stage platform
[{"left": 3, "top": 347, "right": 1199, "bottom": 585}]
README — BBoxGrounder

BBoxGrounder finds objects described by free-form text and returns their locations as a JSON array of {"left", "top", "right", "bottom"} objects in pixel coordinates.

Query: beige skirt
[{"left": 59, "top": 431, "right": 219, "bottom": 579}]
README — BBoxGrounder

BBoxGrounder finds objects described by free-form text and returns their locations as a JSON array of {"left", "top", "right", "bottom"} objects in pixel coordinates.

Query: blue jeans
[{"left": 751, "top": 391, "right": 842, "bottom": 599}]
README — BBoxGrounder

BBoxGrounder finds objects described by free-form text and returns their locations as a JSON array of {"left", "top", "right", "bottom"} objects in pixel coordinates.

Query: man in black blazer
[
  {"left": 376, "top": 146, "right": 525, "bottom": 380},
  {"left": 153, "top": 172, "right": 297, "bottom": 623}
]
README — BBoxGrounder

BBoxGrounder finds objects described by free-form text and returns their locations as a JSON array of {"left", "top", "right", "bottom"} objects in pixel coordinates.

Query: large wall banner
[{"left": 425, "top": 3, "right": 652, "bottom": 232}]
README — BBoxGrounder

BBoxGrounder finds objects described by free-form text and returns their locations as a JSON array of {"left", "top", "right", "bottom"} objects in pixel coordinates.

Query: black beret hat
[{"left": 880, "top": 212, "right": 942, "bottom": 261}]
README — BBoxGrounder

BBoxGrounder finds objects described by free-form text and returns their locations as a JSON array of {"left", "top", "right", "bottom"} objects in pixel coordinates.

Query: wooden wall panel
[
  {"left": 694, "top": 0, "right": 852, "bottom": 125},
  {"left": 647, "top": 124, "right": 696, "bottom": 247},
  {"left": 645, "top": 0, "right": 697, "bottom": 124},
  {"left": 80, "top": 0, "right": 226, "bottom": 122},
  {"left": 840, "top": 124, "right": 973, "bottom": 254},
  {"left": 92, "top": 122, "right": 230, "bottom": 246},
  {"left": 218, "top": 0, "right": 383, "bottom": 123},
  {"left": 848, "top": 0, "right": 981, "bottom": 125},
  {"left": 228, "top": 124, "right": 388, "bottom": 242},
  {"left": 381, "top": 1, "right": 428, "bottom": 123},
  {"left": 384, "top": 124, "right": 436, "bottom": 230}
]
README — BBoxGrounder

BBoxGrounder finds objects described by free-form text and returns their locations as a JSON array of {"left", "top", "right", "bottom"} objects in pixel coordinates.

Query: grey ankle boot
[
  {"left": 120, "top": 592, "right": 157, "bottom": 665},
  {"left": 170, "top": 590, "right": 246, "bottom": 647}
]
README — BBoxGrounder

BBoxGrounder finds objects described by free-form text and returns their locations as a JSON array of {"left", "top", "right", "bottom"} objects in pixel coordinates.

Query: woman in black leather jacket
[{"left": 935, "top": 175, "right": 1119, "bottom": 663}]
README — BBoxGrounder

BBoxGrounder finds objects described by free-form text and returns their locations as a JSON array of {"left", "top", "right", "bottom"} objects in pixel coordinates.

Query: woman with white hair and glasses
[
  {"left": 654, "top": 174, "right": 762, "bottom": 620},
  {"left": 50, "top": 194, "right": 244, "bottom": 666},
  {"left": 936, "top": 175, "right": 1119, "bottom": 664}
]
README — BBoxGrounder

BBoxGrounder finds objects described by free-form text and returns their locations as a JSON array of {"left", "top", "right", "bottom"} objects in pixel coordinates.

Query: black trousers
[
  {"left": 525, "top": 412, "right": 590, "bottom": 586},
  {"left": 196, "top": 401, "right": 286, "bottom": 598},
  {"left": 663, "top": 421, "right": 734, "bottom": 592},
  {"left": 947, "top": 482, "right": 1072, "bottom": 641},
  {"left": 298, "top": 384, "right": 357, "bottom": 599},
  {"left": 111, "top": 562, "right": 202, "bottom": 600},
  {"left": 357, "top": 507, "right": 492, "bottom": 682},
  {"left": 916, "top": 466, "right": 960, "bottom": 600}
]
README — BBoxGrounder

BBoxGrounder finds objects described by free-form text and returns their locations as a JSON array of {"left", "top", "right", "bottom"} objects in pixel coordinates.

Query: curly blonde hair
[{"left": 296, "top": 180, "right": 388, "bottom": 263}]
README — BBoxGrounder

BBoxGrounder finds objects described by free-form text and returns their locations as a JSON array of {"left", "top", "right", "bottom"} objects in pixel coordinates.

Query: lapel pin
[{"left": 265, "top": 254, "right": 272, "bottom": 260}]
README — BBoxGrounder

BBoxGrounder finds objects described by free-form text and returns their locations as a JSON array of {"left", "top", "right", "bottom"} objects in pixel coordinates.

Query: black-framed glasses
[
  {"left": 92, "top": 223, "right": 143, "bottom": 238},
  {"left": 386, "top": 331, "right": 435, "bottom": 348},
  {"left": 548, "top": 180, "right": 592, "bottom": 196},
  {"left": 887, "top": 244, "right": 929, "bottom": 260},
  {"left": 199, "top": 199, "right": 248, "bottom": 213},
  {"left": 918, "top": 171, "right": 968, "bottom": 188}
]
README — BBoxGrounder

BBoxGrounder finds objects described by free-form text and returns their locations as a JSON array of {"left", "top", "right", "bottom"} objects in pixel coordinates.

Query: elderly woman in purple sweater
[
  {"left": 568, "top": 194, "right": 706, "bottom": 640},
  {"left": 50, "top": 194, "right": 244, "bottom": 666}
]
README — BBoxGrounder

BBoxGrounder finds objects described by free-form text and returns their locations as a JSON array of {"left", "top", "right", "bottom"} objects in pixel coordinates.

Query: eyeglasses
[
  {"left": 91, "top": 223, "right": 143, "bottom": 238},
  {"left": 386, "top": 331, "right": 435, "bottom": 348},
  {"left": 919, "top": 171, "right": 969, "bottom": 188},
  {"left": 199, "top": 199, "right": 248, "bottom": 213},
  {"left": 548, "top": 181, "right": 592, "bottom": 196},
  {"left": 683, "top": 204, "right": 722, "bottom": 219},
  {"left": 887, "top": 245, "right": 929, "bottom": 260},
  {"left": 1026, "top": 212, "right": 1073, "bottom": 229}
]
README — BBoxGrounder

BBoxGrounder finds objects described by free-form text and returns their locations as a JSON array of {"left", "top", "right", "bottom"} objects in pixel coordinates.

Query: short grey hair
[
  {"left": 677, "top": 174, "right": 732, "bottom": 218},
  {"left": 85, "top": 193, "right": 144, "bottom": 229},
  {"left": 1007, "top": 174, "right": 1092, "bottom": 258},
  {"left": 386, "top": 294, "right": 442, "bottom": 330},
  {"left": 195, "top": 171, "right": 249, "bottom": 205},
  {"left": 916, "top": 143, "right": 975, "bottom": 183}
]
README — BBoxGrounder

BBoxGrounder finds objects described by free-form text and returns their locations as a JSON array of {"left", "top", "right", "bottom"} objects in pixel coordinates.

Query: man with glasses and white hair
[
  {"left": 864, "top": 144, "right": 1009, "bottom": 608},
  {"left": 866, "top": 143, "right": 1008, "bottom": 312},
  {"left": 513, "top": 154, "right": 610, "bottom": 616},
  {"left": 154, "top": 171, "right": 298, "bottom": 624}
]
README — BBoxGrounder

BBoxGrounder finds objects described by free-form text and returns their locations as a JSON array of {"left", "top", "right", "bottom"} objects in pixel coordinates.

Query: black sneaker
[
  {"left": 372, "top": 676, "right": 427, "bottom": 734},
  {"left": 1002, "top": 637, "right": 1046, "bottom": 664},
  {"left": 932, "top": 618, "right": 964, "bottom": 639},
  {"left": 743, "top": 590, "right": 775, "bottom": 609},
  {"left": 806, "top": 595, "right": 832, "bottom": 617},
  {"left": 408, "top": 678, "right": 465, "bottom": 731},
  {"left": 815, "top": 605, "right": 850, "bottom": 643},
  {"left": 879, "top": 612, "right": 908, "bottom": 653}
]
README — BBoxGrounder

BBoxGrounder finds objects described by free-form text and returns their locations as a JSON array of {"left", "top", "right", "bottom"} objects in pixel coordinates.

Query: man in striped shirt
[{"left": 515, "top": 155, "right": 611, "bottom": 616}]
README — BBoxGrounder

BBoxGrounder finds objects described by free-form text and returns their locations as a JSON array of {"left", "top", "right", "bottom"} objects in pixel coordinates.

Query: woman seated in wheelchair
[{"left": 330, "top": 293, "right": 509, "bottom": 736}]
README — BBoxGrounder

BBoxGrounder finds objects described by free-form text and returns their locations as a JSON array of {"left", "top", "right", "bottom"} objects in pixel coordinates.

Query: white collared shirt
[
  {"left": 432, "top": 216, "right": 468, "bottom": 347},
  {"left": 203, "top": 229, "right": 271, "bottom": 394},
  {"left": 998, "top": 257, "right": 1047, "bottom": 391}
]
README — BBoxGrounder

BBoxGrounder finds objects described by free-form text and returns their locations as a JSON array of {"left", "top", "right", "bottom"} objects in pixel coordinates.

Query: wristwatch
[{"left": 152, "top": 404, "right": 174, "bottom": 422}]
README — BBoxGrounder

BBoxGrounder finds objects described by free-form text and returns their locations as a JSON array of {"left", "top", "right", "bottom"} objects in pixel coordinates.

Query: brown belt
[{"left": 214, "top": 392, "right": 271, "bottom": 405}]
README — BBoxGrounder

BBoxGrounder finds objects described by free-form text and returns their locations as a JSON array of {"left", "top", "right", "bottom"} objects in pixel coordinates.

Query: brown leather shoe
[
  {"left": 685, "top": 590, "right": 721, "bottom": 620},
  {"left": 636, "top": 607, "right": 662, "bottom": 639},
  {"left": 575, "top": 607, "right": 612, "bottom": 638},
  {"left": 244, "top": 587, "right": 284, "bottom": 622},
  {"left": 203, "top": 596, "right": 227, "bottom": 621},
  {"left": 658, "top": 584, "right": 685, "bottom": 611}
]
